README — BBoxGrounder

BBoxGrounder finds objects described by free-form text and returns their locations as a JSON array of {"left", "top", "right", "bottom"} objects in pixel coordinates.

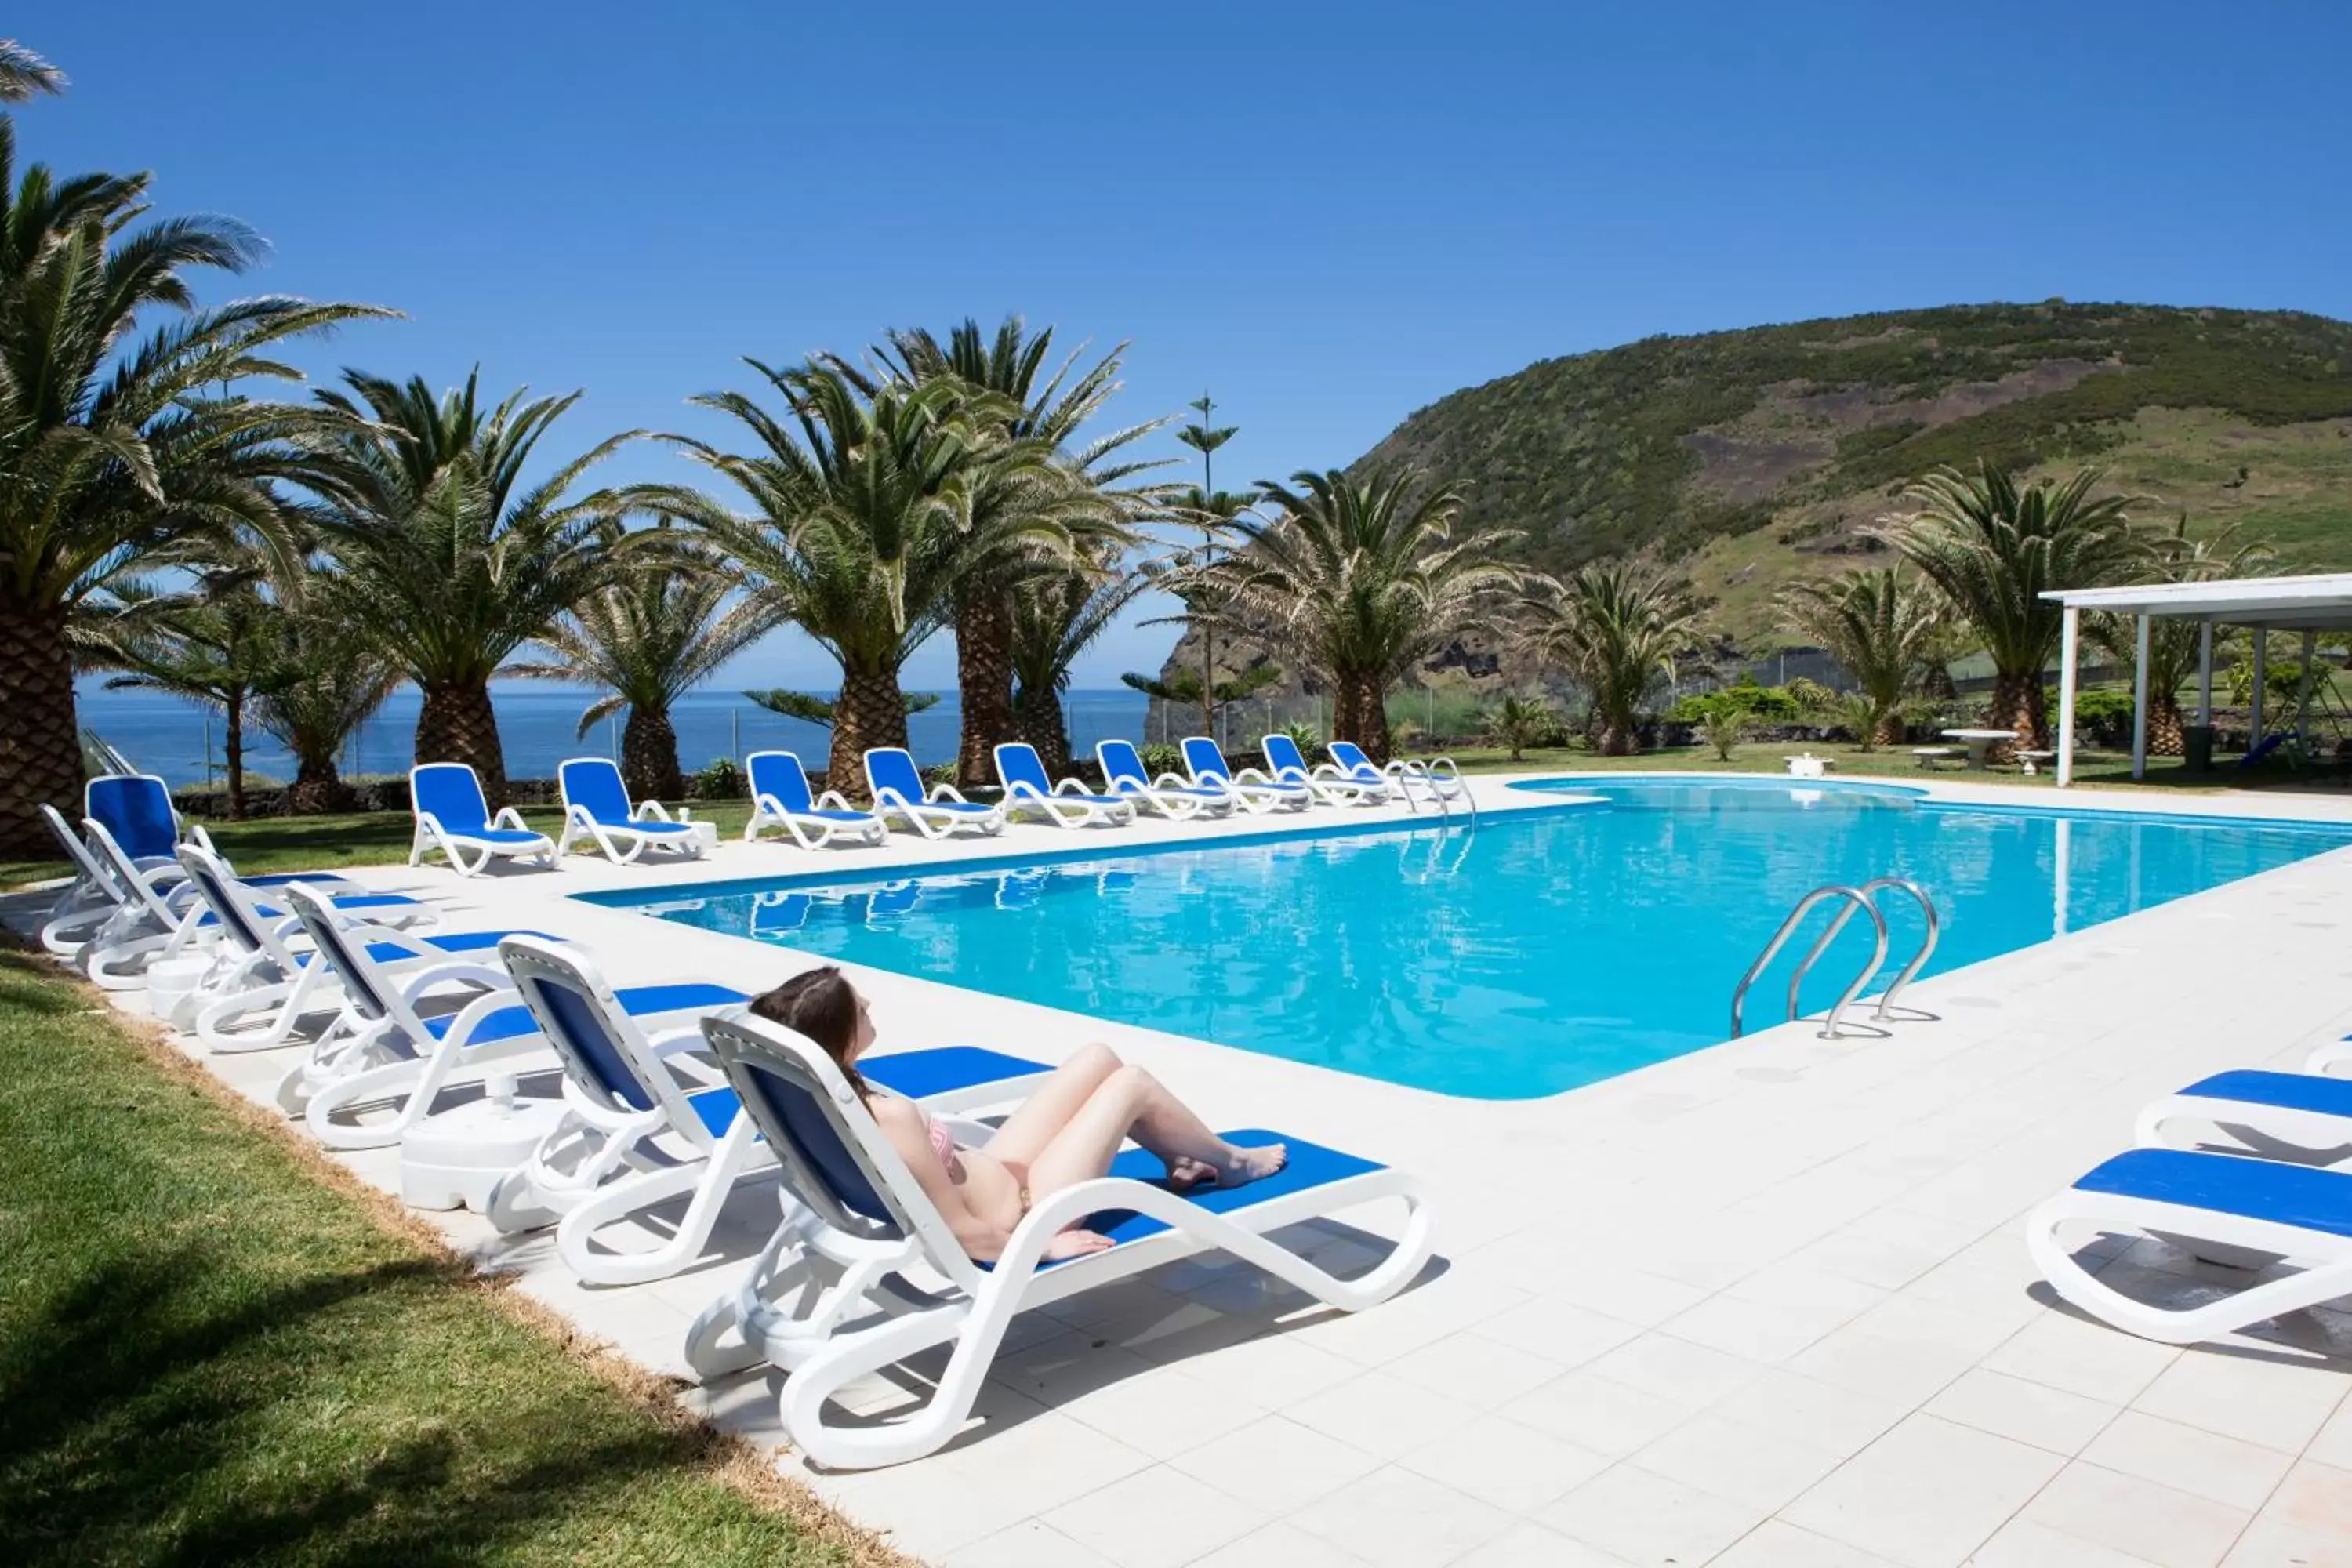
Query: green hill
[{"left": 1352, "top": 301, "right": 2352, "bottom": 644}]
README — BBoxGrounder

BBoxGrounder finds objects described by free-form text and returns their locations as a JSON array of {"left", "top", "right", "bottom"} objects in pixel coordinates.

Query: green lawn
[{"left": 0, "top": 945, "right": 890, "bottom": 1566}]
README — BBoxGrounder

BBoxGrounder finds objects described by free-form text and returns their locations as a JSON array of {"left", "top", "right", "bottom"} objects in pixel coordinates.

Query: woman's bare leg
[
  {"left": 1022, "top": 1065, "right": 1286, "bottom": 1201},
  {"left": 981, "top": 1043, "right": 1122, "bottom": 1167}
]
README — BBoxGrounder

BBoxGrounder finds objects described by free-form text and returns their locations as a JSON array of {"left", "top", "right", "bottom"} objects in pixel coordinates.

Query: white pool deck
[{"left": 31, "top": 771, "right": 2352, "bottom": 1567}]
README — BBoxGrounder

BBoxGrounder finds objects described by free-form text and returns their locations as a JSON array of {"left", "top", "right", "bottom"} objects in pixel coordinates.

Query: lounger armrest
[
  {"left": 1228, "top": 765, "right": 1282, "bottom": 787},
  {"left": 187, "top": 823, "right": 219, "bottom": 857},
  {"left": 1149, "top": 771, "right": 1192, "bottom": 790},
  {"left": 393, "top": 960, "right": 512, "bottom": 1008},
  {"left": 924, "top": 782, "right": 973, "bottom": 805},
  {"left": 336, "top": 918, "right": 437, "bottom": 964},
  {"left": 814, "top": 789, "right": 860, "bottom": 813},
  {"left": 491, "top": 807, "right": 533, "bottom": 833},
  {"left": 1051, "top": 779, "right": 1092, "bottom": 797},
  {"left": 631, "top": 800, "right": 677, "bottom": 823}
]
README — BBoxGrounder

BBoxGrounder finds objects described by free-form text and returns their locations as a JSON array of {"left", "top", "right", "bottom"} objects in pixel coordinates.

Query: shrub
[
  {"left": 1481, "top": 695, "right": 1568, "bottom": 760},
  {"left": 1272, "top": 719, "right": 1322, "bottom": 751},
  {"left": 1140, "top": 742, "right": 1185, "bottom": 778},
  {"left": 1687, "top": 692, "right": 1752, "bottom": 761},
  {"left": 686, "top": 757, "right": 743, "bottom": 800},
  {"left": 2044, "top": 686, "right": 2136, "bottom": 746},
  {"left": 1668, "top": 675, "right": 1803, "bottom": 724}
]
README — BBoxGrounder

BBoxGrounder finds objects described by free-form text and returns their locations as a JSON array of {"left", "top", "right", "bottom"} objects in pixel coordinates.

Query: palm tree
[
  {"left": 0, "top": 122, "right": 383, "bottom": 855},
  {"left": 1523, "top": 564, "right": 1703, "bottom": 754},
  {"left": 0, "top": 40, "right": 63, "bottom": 100},
  {"left": 1185, "top": 469, "right": 1522, "bottom": 763},
  {"left": 1779, "top": 568, "right": 1944, "bottom": 746},
  {"left": 2085, "top": 519, "right": 2274, "bottom": 756},
  {"left": 507, "top": 546, "right": 772, "bottom": 799},
  {"left": 665, "top": 362, "right": 1062, "bottom": 800},
  {"left": 850, "top": 317, "right": 1159, "bottom": 786},
  {"left": 1873, "top": 463, "right": 2142, "bottom": 749},
  {"left": 305, "top": 371, "right": 641, "bottom": 805},
  {"left": 250, "top": 604, "right": 403, "bottom": 815},
  {"left": 78, "top": 571, "right": 286, "bottom": 818},
  {"left": 1481, "top": 694, "right": 1560, "bottom": 761},
  {"left": 1011, "top": 552, "right": 1151, "bottom": 775}
]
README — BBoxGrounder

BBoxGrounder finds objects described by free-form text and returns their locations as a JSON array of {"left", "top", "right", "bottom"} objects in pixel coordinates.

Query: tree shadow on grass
[{"left": 0, "top": 1249, "right": 819, "bottom": 1566}]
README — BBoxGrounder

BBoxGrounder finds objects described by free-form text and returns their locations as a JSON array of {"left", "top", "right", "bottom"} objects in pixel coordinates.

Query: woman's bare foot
[
  {"left": 1213, "top": 1142, "right": 1288, "bottom": 1188},
  {"left": 1166, "top": 1156, "right": 1218, "bottom": 1188}
]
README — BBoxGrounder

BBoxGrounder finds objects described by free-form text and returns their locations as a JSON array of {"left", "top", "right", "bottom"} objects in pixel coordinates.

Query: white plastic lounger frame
[
  {"left": 169, "top": 844, "right": 437, "bottom": 1054},
  {"left": 1180, "top": 736, "right": 1310, "bottom": 814},
  {"left": 2026, "top": 1148, "right": 2352, "bottom": 1345},
  {"left": 993, "top": 742, "right": 1136, "bottom": 829},
  {"left": 484, "top": 935, "right": 784, "bottom": 1281},
  {"left": 1328, "top": 740, "right": 1466, "bottom": 806},
  {"left": 1093, "top": 740, "right": 1231, "bottom": 819},
  {"left": 287, "top": 883, "right": 573, "bottom": 1137},
  {"left": 1261, "top": 735, "right": 1385, "bottom": 807},
  {"left": 554, "top": 757, "right": 704, "bottom": 863},
  {"left": 2136, "top": 1067, "right": 2352, "bottom": 1164},
  {"left": 863, "top": 747, "right": 1004, "bottom": 840},
  {"left": 408, "top": 762, "right": 555, "bottom": 877},
  {"left": 2310, "top": 1036, "right": 2352, "bottom": 1077},
  {"left": 683, "top": 1013, "right": 1436, "bottom": 1470},
  {"left": 742, "top": 750, "right": 887, "bottom": 849},
  {"left": 38, "top": 804, "right": 161, "bottom": 960}
]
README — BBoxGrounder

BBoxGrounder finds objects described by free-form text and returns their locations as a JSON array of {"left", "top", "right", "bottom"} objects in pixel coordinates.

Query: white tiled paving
[{"left": 26, "top": 768, "right": 2352, "bottom": 1566}]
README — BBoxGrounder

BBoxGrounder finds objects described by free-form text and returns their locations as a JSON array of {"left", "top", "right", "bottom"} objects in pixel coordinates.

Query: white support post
[
  {"left": 2130, "top": 613, "right": 2151, "bottom": 780},
  {"left": 2056, "top": 605, "right": 2081, "bottom": 787},
  {"left": 2198, "top": 622, "right": 2214, "bottom": 727}
]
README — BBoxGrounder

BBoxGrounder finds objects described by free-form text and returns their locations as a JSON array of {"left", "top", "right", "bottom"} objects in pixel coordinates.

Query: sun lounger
[
  {"left": 555, "top": 757, "right": 704, "bottom": 863},
  {"left": 165, "top": 843, "right": 437, "bottom": 1049},
  {"left": 1181, "top": 736, "right": 1311, "bottom": 813},
  {"left": 993, "top": 742, "right": 1136, "bottom": 829},
  {"left": 1327, "top": 740, "right": 1466, "bottom": 806},
  {"left": 1261, "top": 734, "right": 1385, "bottom": 806},
  {"left": 408, "top": 762, "right": 555, "bottom": 876},
  {"left": 2027, "top": 1146, "right": 2352, "bottom": 1344},
  {"left": 2137, "top": 1068, "right": 2352, "bottom": 1164},
  {"left": 863, "top": 747, "right": 1004, "bottom": 840},
  {"left": 743, "top": 750, "right": 886, "bottom": 849},
  {"left": 484, "top": 937, "right": 1048, "bottom": 1286},
  {"left": 1094, "top": 739, "right": 1232, "bottom": 819},
  {"left": 680, "top": 1010, "right": 1435, "bottom": 1467}
]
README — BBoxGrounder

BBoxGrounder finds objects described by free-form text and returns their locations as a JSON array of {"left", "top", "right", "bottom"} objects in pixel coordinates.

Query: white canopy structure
[{"left": 2041, "top": 574, "right": 2352, "bottom": 786}]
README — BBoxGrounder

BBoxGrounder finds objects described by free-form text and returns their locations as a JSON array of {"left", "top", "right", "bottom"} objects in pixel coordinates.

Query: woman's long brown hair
[{"left": 749, "top": 966, "right": 866, "bottom": 1094}]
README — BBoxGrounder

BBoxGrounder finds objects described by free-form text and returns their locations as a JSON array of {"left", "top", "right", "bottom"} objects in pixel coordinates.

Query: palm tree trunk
[
  {"left": 1871, "top": 706, "right": 1905, "bottom": 748},
  {"left": 621, "top": 706, "right": 683, "bottom": 801},
  {"left": 2147, "top": 693, "right": 2187, "bottom": 757},
  {"left": 0, "top": 593, "right": 81, "bottom": 859},
  {"left": 223, "top": 687, "right": 247, "bottom": 821},
  {"left": 1013, "top": 684, "right": 1071, "bottom": 777},
  {"left": 1334, "top": 671, "right": 1393, "bottom": 764},
  {"left": 416, "top": 679, "right": 508, "bottom": 806},
  {"left": 831, "top": 667, "right": 909, "bottom": 805},
  {"left": 953, "top": 579, "right": 1016, "bottom": 790},
  {"left": 1988, "top": 670, "right": 2046, "bottom": 754},
  {"left": 289, "top": 753, "right": 349, "bottom": 816}
]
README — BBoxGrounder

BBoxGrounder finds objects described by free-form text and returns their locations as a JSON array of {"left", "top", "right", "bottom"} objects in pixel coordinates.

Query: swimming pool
[{"left": 586, "top": 780, "right": 2352, "bottom": 1099}]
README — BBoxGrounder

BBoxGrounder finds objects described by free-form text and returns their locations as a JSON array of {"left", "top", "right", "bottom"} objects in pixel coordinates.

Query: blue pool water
[{"left": 587, "top": 780, "right": 2352, "bottom": 1099}]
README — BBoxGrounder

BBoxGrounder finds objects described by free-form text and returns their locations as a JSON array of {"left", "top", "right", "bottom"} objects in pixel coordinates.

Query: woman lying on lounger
[{"left": 750, "top": 967, "right": 1287, "bottom": 1262}]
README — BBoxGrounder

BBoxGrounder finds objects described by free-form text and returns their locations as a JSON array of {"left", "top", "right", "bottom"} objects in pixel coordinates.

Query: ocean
[{"left": 74, "top": 684, "right": 1156, "bottom": 789}]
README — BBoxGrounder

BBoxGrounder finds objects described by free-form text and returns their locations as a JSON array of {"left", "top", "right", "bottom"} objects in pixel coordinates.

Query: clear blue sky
[{"left": 29, "top": 1, "right": 2352, "bottom": 690}]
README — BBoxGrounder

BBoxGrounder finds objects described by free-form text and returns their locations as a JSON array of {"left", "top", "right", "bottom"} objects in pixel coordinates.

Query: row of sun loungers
[
  {"left": 31, "top": 778, "right": 1434, "bottom": 1468},
  {"left": 408, "top": 737, "right": 1463, "bottom": 877}
]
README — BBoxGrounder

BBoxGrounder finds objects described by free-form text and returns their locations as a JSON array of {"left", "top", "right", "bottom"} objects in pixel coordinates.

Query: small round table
[{"left": 1940, "top": 729, "right": 2016, "bottom": 770}]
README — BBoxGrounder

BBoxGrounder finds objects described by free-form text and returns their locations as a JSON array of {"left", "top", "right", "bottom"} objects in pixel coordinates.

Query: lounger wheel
[{"left": 484, "top": 1168, "right": 561, "bottom": 1234}]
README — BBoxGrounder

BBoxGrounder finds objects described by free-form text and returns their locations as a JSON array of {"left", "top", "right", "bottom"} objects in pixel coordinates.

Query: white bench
[
  {"left": 2016, "top": 750, "right": 2058, "bottom": 776},
  {"left": 1912, "top": 747, "right": 1962, "bottom": 771}
]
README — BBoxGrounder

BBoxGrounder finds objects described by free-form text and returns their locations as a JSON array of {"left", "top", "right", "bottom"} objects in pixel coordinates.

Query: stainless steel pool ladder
[
  {"left": 1392, "top": 757, "right": 1475, "bottom": 825},
  {"left": 1729, "top": 877, "right": 1942, "bottom": 1040}
]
